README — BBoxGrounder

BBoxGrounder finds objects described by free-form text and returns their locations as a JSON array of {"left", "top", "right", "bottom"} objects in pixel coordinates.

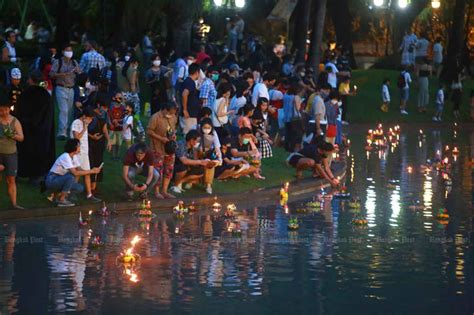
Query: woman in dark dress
[
  {"left": 16, "top": 70, "right": 55, "bottom": 182},
  {"left": 88, "top": 101, "right": 111, "bottom": 194}
]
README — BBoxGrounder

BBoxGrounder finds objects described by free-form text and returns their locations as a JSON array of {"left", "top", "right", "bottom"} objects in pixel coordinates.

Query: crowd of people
[
  {"left": 0, "top": 22, "right": 352, "bottom": 209},
  {"left": 394, "top": 30, "right": 468, "bottom": 120}
]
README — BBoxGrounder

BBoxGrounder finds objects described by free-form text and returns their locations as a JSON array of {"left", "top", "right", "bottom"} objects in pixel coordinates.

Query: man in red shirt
[{"left": 122, "top": 143, "right": 160, "bottom": 200}]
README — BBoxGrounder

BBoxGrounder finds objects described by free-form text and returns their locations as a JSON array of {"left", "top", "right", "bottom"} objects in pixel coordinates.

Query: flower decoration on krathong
[
  {"left": 135, "top": 199, "right": 154, "bottom": 217},
  {"left": 173, "top": 201, "right": 188, "bottom": 219},
  {"left": 287, "top": 217, "right": 299, "bottom": 230}
]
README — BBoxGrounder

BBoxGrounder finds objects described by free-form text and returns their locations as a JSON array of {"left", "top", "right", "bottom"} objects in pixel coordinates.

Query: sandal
[{"left": 154, "top": 193, "right": 165, "bottom": 200}]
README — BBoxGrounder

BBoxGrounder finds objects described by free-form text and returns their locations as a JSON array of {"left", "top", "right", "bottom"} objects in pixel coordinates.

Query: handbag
[{"left": 326, "top": 124, "right": 337, "bottom": 138}]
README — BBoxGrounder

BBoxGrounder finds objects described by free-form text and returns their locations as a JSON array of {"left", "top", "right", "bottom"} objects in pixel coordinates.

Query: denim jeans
[
  {"left": 125, "top": 166, "right": 160, "bottom": 193},
  {"left": 45, "top": 172, "right": 84, "bottom": 194},
  {"left": 56, "top": 86, "right": 75, "bottom": 137}
]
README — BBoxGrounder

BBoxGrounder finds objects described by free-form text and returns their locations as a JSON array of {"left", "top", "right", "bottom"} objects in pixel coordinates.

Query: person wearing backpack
[
  {"left": 397, "top": 67, "right": 412, "bottom": 115},
  {"left": 50, "top": 44, "right": 81, "bottom": 140}
]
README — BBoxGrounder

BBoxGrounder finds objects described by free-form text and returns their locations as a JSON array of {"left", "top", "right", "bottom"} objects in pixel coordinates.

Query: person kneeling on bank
[
  {"left": 170, "top": 130, "right": 215, "bottom": 194},
  {"left": 287, "top": 141, "right": 339, "bottom": 187},
  {"left": 45, "top": 139, "right": 102, "bottom": 207},
  {"left": 123, "top": 142, "right": 160, "bottom": 200}
]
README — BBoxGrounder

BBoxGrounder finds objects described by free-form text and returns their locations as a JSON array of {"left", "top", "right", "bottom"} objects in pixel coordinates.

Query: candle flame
[{"left": 130, "top": 235, "right": 141, "bottom": 247}]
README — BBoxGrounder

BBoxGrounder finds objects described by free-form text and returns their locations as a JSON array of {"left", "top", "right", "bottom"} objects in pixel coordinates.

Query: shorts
[
  {"left": 287, "top": 153, "right": 304, "bottom": 168},
  {"left": 78, "top": 151, "right": 91, "bottom": 170},
  {"left": 415, "top": 56, "right": 426, "bottom": 64},
  {"left": 436, "top": 102, "right": 444, "bottom": 112},
  {"left": 400, "top": 88, "right": 409, "bottom": 102},
  {"left": 0, "top": 152, "right": 18, "bottom": 176},
  {"left": 153, "top": 152, "right": 175, "bottom": 180},
  {"left": 109, "top": 131, "right": 123, "bottom": 146},
  {"left": 174, "top": 162, "right": 203, "bottom": 176}
]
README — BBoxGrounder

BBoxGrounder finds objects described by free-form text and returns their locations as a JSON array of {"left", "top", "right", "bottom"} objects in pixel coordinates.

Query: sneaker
[
  {"left": 12, "top": 204, "right": 25, "bottom": 210},
  {"left": 432, "top": 117, "right": 439, "bottom": 122},
  {"left": 235, "top": 163, "right": 250, "bottom": 174},
  {"left": 170, "top": 186, "right": 183, "bottom": 194},
  {"left": 57, "top": 199, "right": 75, "bottom": 207},
  {"left": 400, "top": 110, "right": 408, "bottom": 115},
  {"left": 86, "top": 195, "right": 102, "bottom": 203},
  {"left": 47, "top": 193, "right": 55, "bottom": 202},
  {"left": 342, "top": 121, "right": 349, "bottom": 125},
  {"left": 206, "top": 186, "right": 213, "bottom": 195}
]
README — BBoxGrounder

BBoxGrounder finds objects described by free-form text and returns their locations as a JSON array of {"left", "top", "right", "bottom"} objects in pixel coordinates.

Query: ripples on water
[{"left": 0, "top": 127, "right": 473, "bottom": 315}]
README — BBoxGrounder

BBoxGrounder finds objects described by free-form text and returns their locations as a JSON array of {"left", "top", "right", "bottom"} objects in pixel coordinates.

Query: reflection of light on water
[
  {"left": 389, "top": 187, "right": 401, "bottom": 226},
  {"left": 350, "top": 156, "right": 355, "bottom": 182},
  {"left": 455, "top": 234, "right": 465, "bottom": 290},
  {"left": 422, "top": 174, "right": 433, "bottom": 222},
  {"left": 365, "top": 185, "right": 376, "bottom": 227}
]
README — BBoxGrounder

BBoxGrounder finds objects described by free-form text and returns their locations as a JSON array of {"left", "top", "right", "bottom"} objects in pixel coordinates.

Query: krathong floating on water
[
  {"left": 173, "top": 201, "right": 188, "bottom": 219},
  {"left": 436, "top": 208, "right": 449, "bottom": 220},
  {"left": 334, "top": 186, "right": 351, "bottom": 199},
  {"left": 224, "top": 204, "right": 237, "bottom": 218},
  {"left": 212, "top": 199, "right": 222, "bottom": 213},
  {"left": 347, "top": 198, "right": 361, "bottom": 209},
  {"left": 134, "top": 199, "right": 154, "bottom": 217},
  {"left": 352, "top": 215, "right": 368, "bottom": 226},
  {"left": 287, "top": 217, "right": 299, "bottom": 230},
  {"left": 117, "top": 235, "right": 141, "bottom": 264},
  {"left": 78, "top": 211, "right": 92, "bottom": 228},
  {"left": 305, "top": 200, "right": 322, "bottom": 209},
  {"left": 89, "top": 235, "right": 105, "bottom": 249},
  {"left": 96, "top": 201, "right": 110, "bottom": 217}
]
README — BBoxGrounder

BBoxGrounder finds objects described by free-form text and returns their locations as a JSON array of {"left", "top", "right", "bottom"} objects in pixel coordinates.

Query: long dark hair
[{"left": 122, "top": 56, "right": 138, "bottom": 78}]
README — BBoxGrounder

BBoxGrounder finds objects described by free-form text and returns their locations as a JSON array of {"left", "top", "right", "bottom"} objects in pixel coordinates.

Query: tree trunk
[
  {"left": 328, "top": 0, "right": 356, "bottom": 68},
  {"left": 292, "top": 0, "right": 311, "bottom": 63},
  {"left": 55, "top": 0, "right": 71, "bottom": 49},
  {"left": 168, "top": 0, "right": 203, "bottom": 56},
  {"left": 308, "top": 0, "right": 327, "bottom": 75},
  {"left": 444, "top": 0, "right": 467, "bottom": 82}
]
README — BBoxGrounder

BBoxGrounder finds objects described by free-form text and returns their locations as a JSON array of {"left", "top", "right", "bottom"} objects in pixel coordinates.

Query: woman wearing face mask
[
  {"left": 121, "top": 56, "right": 145, "bottom": 141},
  {"left": 212, "top": 82, "right": 234, "bottom": 140},
  {"left": 145, "top": 54, "right": 171, "bottom": 114},
  {"left": 88, "top": 101, "right": 111, "bottom": 194},
  {"left": 254, "top": 99, "right": 273, "bottom": 159},
  {"left": 198, "top": 118, "right": 222, "bottom": 194}
]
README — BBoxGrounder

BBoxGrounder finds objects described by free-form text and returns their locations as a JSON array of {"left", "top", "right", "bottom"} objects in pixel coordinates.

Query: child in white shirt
[
  {"left": 381, "top": 78, "right": 390, "bottom": 113},
  {"left": 433, "top": 84, "right": 445, "bottom": 122},
  {"left": 122, "top": 102, "right": 134, "bottom": 148}
]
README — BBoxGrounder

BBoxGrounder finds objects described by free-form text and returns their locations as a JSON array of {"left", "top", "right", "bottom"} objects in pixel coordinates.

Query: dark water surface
[{"left": 1, "top": 126, "right": 473, "bottom": 315}]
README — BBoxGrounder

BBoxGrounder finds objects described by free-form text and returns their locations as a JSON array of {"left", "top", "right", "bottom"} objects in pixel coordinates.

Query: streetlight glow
[
  {"left": 398, "top": 0, "right": 408, "bottom": 8},
  {"left": 214, "top": 0, "right": 223, "bottom": 6},
  {"left": 374, "top": 0, "right": 384, "bottom": 7},
  {"left": 235, "top": 0, "right": 245, "bottom": 8},
  {"left": 431, "top": 0, "right": 440, "bottom": 9}
]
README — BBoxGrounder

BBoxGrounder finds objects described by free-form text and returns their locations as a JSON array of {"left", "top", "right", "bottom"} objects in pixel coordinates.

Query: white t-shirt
[
  {"left": 122, "top": 115, "right": 134, "bottom": 140},
  {"left": 70, "top": 119, "right": 89, "bottom": 153},
  {"left": 50, "top": 152, "right": 80, "bottom": 176},
  {"left": 416, "top": 38, "right": 430, "bottom": 57},
  {"left": 382, "top": 84, "right": 390, "bottom": 102},
  {"left": 212, "top": 97, "right": 229, "bottom": 127},
  {"left": 433, "top": 43, "right": 443, "bottom": 64},
  {"left": 251, "top": 83, "right": 269, "bottom": 106},
  {"left": 436, "top": 89, "right": 444, "bottom": 104},
  {"left": 312, "top": 95, "right": 327, "bottom": 124},
  {"left": 325, "top": 62, "right": 339, "bottom": 88},
  {"left": 403, "top": 72, "right": 412, "bottom": 89}
]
